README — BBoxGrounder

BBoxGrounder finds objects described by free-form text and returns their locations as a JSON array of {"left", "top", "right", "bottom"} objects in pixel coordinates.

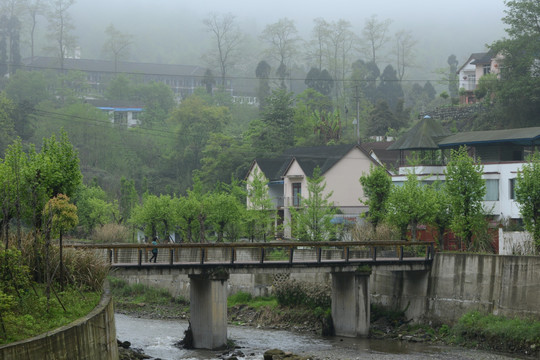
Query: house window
[
  {"left": 483, "top": 65, "right": 491, "bottom": 75},
  {"left": 509, "top": 178, "right": 516, "bottom": 200},
  {"left": 292, "top": 183, "right": 301, "bottom": 206},
  {"left": 468, "top": 74, "right": 476, "bottom": 90},
  {"left": 484, "top": 179, "right": 499, "bottom": 201}
]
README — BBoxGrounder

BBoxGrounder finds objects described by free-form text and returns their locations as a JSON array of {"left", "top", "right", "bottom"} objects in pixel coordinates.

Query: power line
[{"left": 4, "top": 61, "right": 483, "bottom": 84}]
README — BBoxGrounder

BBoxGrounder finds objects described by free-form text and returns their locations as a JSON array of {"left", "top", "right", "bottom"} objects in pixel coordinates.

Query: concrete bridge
[{"left": 69, "top": 241, "right": 434, "bottom": 349}]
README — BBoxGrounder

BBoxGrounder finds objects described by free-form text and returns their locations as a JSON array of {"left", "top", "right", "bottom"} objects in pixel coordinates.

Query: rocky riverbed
[{"left": 115, "top": 301, "right": 537, "bottom": 359}]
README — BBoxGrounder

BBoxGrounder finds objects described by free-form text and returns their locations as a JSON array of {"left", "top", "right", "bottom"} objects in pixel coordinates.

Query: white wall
[
  {"left": 499, "top": 229, "right": 536, "bottom": 255},
  {"left": 393, "top": 162, "right": 525, "bottom": 221}
]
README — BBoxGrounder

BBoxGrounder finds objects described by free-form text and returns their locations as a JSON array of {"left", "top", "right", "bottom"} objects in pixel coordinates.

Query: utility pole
[{"left": 352, "top": 85, "right": 361, "bottom": 144}]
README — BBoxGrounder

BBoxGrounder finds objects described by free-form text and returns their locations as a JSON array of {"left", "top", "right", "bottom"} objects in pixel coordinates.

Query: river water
[{"left": 115, "top": 314, "right": 521, "bottom": 360}]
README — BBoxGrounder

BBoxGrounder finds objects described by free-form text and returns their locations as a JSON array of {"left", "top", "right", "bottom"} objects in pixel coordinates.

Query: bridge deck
[{"left": 68, "top": 241, "right": 434, "bottom": 274}]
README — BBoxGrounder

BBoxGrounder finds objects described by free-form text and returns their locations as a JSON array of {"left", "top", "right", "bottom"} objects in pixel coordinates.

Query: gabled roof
[
  {"left": 457, "top": 52, "right": 488, "bottom": 73},
  {"left": 248, "top": 144, "right": 378, "bottom": 180},
  {"left": 250, "top": 157, "right": 292, "bottom": 181},
  {"left": 282, "top": 144, "right": 364, "bottom": 176},
  {"left": 361, "top": 141, "right": 402, "bottom": 168},
  {"left": 387, "top": 116, "right": 451, "bottom": 150},
  {"left": 471, "top": 51, "right": 495, "bottom": 66},
  {"left": 438, "top": 127, "right": 540, "bottom": 147},
  {"left": 24, "top": 56, "right": 206, "bottom": 77}
]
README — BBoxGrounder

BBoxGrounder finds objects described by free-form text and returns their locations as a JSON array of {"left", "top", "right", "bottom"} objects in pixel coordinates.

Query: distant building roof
[
  {"left": 86, "top": 99, "right": 144, "bottom": 112},
  {"left": 24, "top": 56, "right": 206, "bottom": 77},
  {"left": 438, "top": 127, "right": 540, "bottom": 147},
  {"left": 387, "top": 116, "right": 451, "bottom": 150},
  {"left": 361, "top": 141, "right": 402, "bottom": 169}
]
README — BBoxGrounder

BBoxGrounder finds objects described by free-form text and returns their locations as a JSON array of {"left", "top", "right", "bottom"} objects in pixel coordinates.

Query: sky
[{"left": 65, "top": 0, "right": 509, "bottom": 80}]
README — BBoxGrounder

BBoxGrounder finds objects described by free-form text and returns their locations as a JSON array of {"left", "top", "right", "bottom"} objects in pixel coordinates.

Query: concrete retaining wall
[
  {"left": 0, "top": 285, "right": 118, "bottom": 360},
  {"left": 113, "top": 253, "right": 540, "bottom": 325},
  {"left": 371, "top": 253, "right": 540, "bottom": 324}
]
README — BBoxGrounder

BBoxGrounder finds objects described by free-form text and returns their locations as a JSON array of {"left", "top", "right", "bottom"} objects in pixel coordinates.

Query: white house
[
  {"left": 389, "top": 117, "right": 540, "bottom": 224},
  {"left": 457, "top": 51, "right": 502, "bottom": 104},
  {"left": 246, "top": 144, "right": 387, "bottom": 239}
]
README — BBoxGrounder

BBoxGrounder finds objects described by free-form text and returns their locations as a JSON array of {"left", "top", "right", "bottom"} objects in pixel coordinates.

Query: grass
[
  {"left": 451, "top": 311, "right": 540, "bottom": 348},
  {"left": 0, "top": 285, "right": 101, "bottom": 345},
  {"left": 227, "top": 291, "right": 278, "bottom": 309},
  {"left": 108, "top": 277, "right": 187, "bottom": 306}
]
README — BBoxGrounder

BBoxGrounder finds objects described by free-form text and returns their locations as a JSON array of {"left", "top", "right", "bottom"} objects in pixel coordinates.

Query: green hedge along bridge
[{"left": 68, "top": 241, "right": 434, "bottom": 350}]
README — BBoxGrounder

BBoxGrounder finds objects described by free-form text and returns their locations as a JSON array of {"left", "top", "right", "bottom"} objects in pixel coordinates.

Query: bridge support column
[
  {"left": 331, "top": 269, "right": 371, "bottom": 337},
  {"left": 188, "top": 270, "right": 229, "bottom": 349}
]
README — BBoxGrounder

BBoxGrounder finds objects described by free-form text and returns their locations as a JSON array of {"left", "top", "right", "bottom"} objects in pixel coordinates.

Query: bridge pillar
[
  {"left": 188, "top": 270, "right": 229, "bottom": 349},
  {"left": 331, "top": 269, "right": 371, "bottom": 337}
]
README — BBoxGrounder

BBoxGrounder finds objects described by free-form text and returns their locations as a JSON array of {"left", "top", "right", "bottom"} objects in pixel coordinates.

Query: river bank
[
  {"left": 109, "top": 277, "right": 538, "bottom": 359},
  {"left": 114, "top": 300, "right": 538, "bottom": 359}
]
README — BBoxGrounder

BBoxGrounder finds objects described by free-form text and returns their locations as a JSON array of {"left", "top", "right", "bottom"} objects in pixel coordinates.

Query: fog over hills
[{"left": 52, "top": 0, "right": 508, "bottom": 83}]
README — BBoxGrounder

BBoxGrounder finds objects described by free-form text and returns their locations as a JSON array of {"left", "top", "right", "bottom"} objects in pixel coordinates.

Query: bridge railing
[{"left": 65, "top": 241, "right": 435, "bottom": 266}]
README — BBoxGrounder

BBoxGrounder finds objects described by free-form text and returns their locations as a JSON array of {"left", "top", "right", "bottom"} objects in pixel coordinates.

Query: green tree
[
  {"left": 305, "top": 67, "right": 334, "bottom": 96},
  {"left": 73, "top": 184, "right": 114, "bottom": 235},
  {"left": 207, "top": 191, "right": 242, "bottom": 242},
  {"left": 173, "top": 194, "right": 199, "bottom": 243},
  {"left": 366, "top": 100, "right": 400, "bottom": 137},
  {"left": 131, "top": 194, "right": 174, "bottom": 240},
  {"left": 445, "top": 146, "right": 486, "bottom": 250},
  {"left": 474, "top": 72, "right": 499, "bottom": 100},
  {"left": 377, "top": 64, "right": 404, "bottom": 111},
  {"left": 255, "top": 60, "right": 271, "bottom": 110},
  {"left": 386, "top": 173, "right": 435, "bottom": 240},
  {"left": 447, "top": 54, "right": 459, "bottom": 99},
  {"left": 430, "top": 182, "right": 452, "bottom": 250},
  {"left": 252, "top": 89, "right": 295, "bottom": 155},
  {"left": 132, "top": 82, "right": 176, "bottom": 127},
  {"left": 42, "top": 193, "right": 77, "bottom": 291},
  {"left": 0, "top": 94, "right": 15, "bottom": 155},
  {"left": 4, "top": 70, "right": 49, "bottom": 106},
  {"left": 169, "top": 95, "right": 230, "bottom": 184},
  {"left": 488, "top": 0, "right": 540, "bottom": 128},
  {"left": 0, "top": 139, "right": 27, "bottom": 248},
  {"left": 104, "top": 74, "right": 132, "bottom": 101},
  {"left": 290, "top": 167, "right": 337, "bottom": 241},
  {"left": 24, "top": 130, "right": 82, "bottom": 233},
  {"left": 515, "top": 152, "right": 540, "bottom": 253},
  {"left": 198, "top": 133, "right": 251, "bottom": 190},
  {"left": 359, "top": 164, "right": 392, "bottom": 230},
  {"left": 245, "top": 167, "right": 276, "bottom": 242},
  {"left": 119, "top": 177, "right": 138, "bottom": 225}
]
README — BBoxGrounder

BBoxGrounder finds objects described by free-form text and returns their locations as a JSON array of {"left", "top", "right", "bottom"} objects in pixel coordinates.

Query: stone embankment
[{"left": 0, "top": 285, "right": 118, "bottom": 360}]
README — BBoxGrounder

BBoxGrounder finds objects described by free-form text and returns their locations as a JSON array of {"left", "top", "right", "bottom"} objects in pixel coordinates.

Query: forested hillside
[{"left": 0, "top": 0, "right": 538, "bottom": 241}]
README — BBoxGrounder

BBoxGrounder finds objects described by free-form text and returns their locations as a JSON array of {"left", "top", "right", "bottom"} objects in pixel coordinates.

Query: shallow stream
[{"left": 115, "top": 313, "right": 521, "bottom": 360}]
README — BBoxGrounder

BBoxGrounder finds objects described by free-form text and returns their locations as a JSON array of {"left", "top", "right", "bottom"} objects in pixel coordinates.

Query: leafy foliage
[
  {"left": 359, "top": 165, "right": 392, "bottom": 230},
  {"left": 445, "top": 146, "right": 487, "bottom": 250},
  {"left": 290, "top": 167, "right": 337, "bottom": 241},
  {"left": 386, "top": 173, "right": 436, "bottom": 240},
  {"left": 515, "top": 152, "right": 540, "bottom": 252}
]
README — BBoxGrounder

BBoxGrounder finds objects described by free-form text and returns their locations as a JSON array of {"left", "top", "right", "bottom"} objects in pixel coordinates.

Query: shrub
[
  {"left": 351, "top": 222, "right": 400, "bottom": 241},
  {"left": 91, "top": 223, "right": 130, "bottom": 243},
  {"left": 228, "top": 291, "right": 253, "bottom": 306},
  {"left": 274, "top": 280, "right": 330, "bottom": 310}
]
